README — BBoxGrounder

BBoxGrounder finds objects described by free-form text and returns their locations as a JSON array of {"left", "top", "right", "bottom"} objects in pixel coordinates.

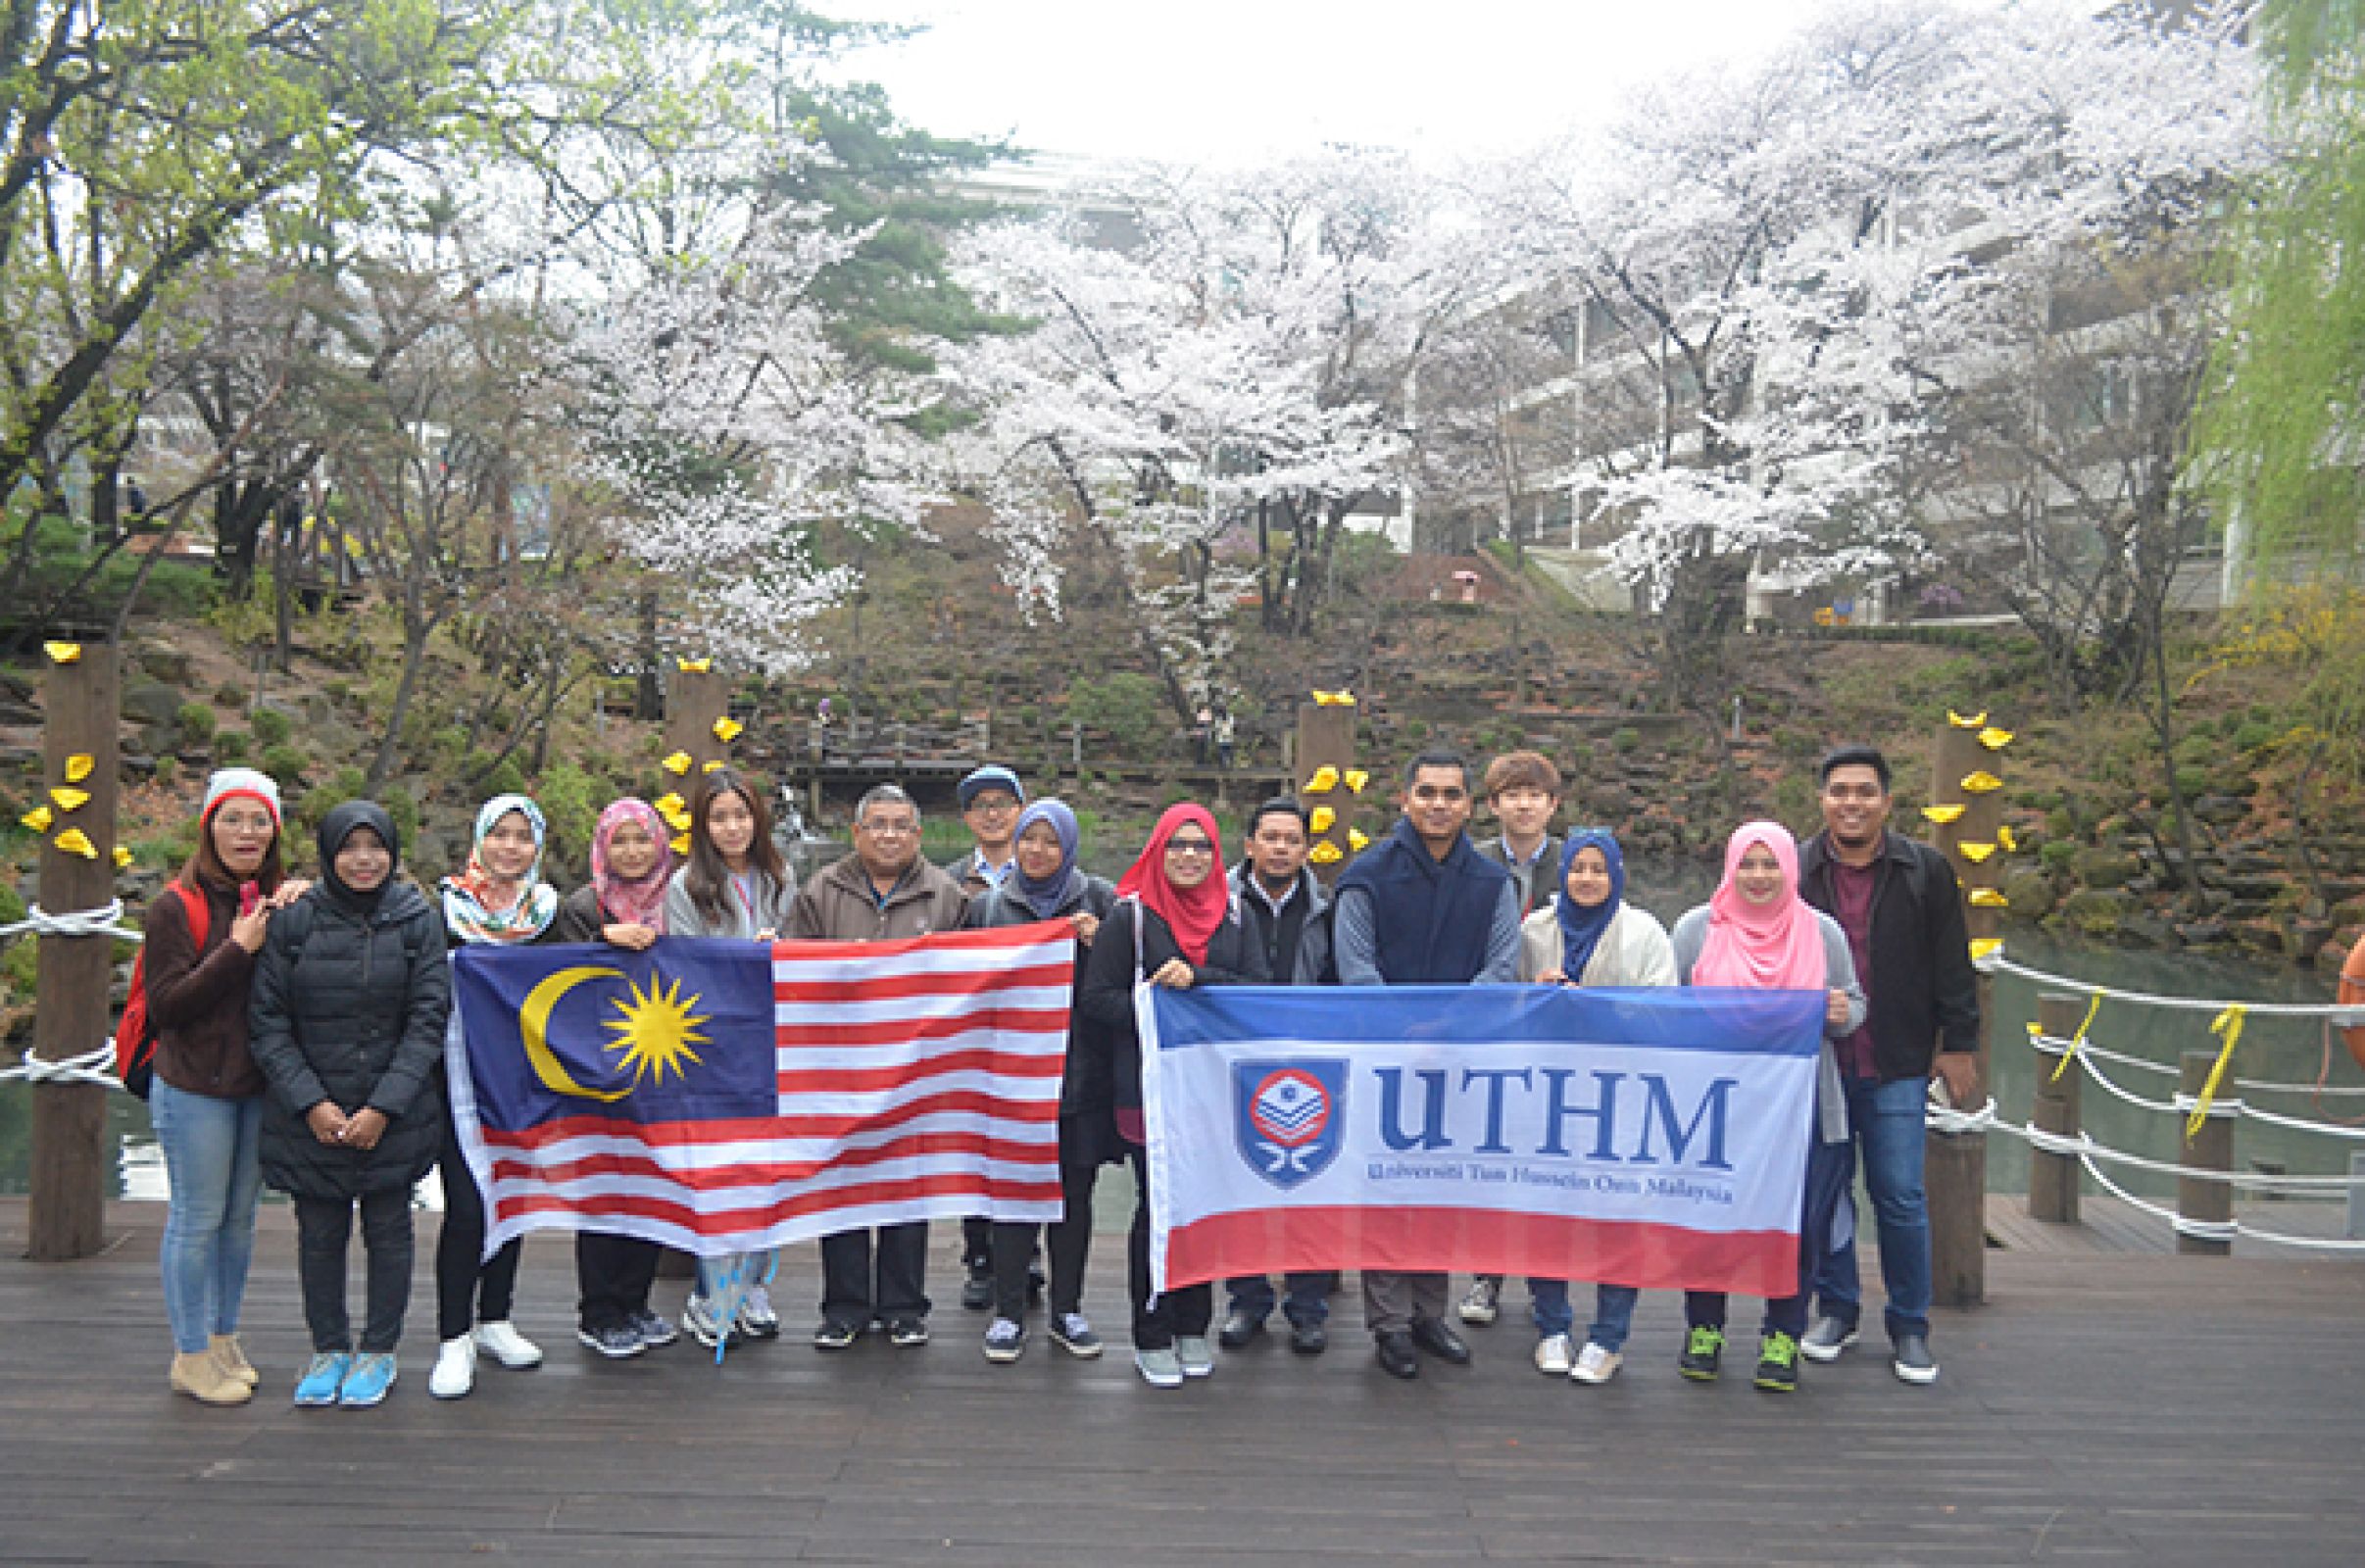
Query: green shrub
[
  {"left": 2232, "top": 721, "right": 2278, "bottom": 754},
  {"left": 533, "top": 762, "right": 600, "bottom": 870},
  {"left": 214, "top": 680, "right": 247, "bottom": 709},
  {"left": 481, "top": 757, "right": 527, "bottom": 799},
  {"left": 379, "top": 784, "right": 419, "bottom": 850},
  {"left": 260, "top": 743, "right": 308, "bottom": 786},
  {"left": 213, "top": 730, "right": 249, "bottom": 764},
  {"left": 150, "top": 756, "right": 177, "bottom": 787},
  {"left": 1611, "top": 727, "right": 1641, "bottom": 754},
  {"left": 1066, "top": 673, "right": 1169, "bottom": 757},
  {"left": 2, "top": 937, "right": 36, "bottom": 997},
  {"left": 0, "top": 885, "right": 25, "bottom": 927},
  {"left": 2039, "top": 840, "right": 2078, "bottom": 872},
  {"left": 250, "top": 707, "right": 293, "bottom": 746},
  {"left": 176, "top": 702, "right": 218, "bottom": 742}
]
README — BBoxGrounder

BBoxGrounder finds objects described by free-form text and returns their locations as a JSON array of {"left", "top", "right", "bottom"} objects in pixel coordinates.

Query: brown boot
[
  {"left": 210, "top": 1334, "right": 260, "bottom": 1390},
  {"left": 171, "top": 1350, "right": 252, "bottom": 1406}
]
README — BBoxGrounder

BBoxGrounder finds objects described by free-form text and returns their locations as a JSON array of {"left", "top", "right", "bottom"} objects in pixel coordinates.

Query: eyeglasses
[
  {"left": 1165, "top": 838, "right": 1214, "bottom": 857},
  {"left": 965, "top": 797, "right": 1019, "bottom": 814},
  {"left": 862, "top": 819, "right": 919, "bottom": 837}
]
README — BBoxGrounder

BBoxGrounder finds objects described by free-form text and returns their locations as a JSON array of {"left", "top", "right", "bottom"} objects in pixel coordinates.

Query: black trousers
[
  {"left": 1126, "top": 1147, "right": 1210, "bottom": 1349},
  {"left": 295, "top": 1189, "right": 413, "bottom": 1354},
  {"left": 961, "top": 1215, "right": 993, "bottom": 1273},
  {"left": 990, "top": 1130, "right": 1102, "bottom": 1320},
  {"left": 437, "top": 1102, "right": 522, "bottom": 1341},
  {"left": 819, "top": 1223, "right": 930, "bottom": 1329},
  {"left": 576, "top": 1232, "right": 661, "bottom": 1333}
]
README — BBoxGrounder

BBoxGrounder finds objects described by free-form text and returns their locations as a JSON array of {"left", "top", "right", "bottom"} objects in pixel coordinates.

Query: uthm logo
[{"left": 1233, "top": 1060, "right": 1349, "bottom": 1189}]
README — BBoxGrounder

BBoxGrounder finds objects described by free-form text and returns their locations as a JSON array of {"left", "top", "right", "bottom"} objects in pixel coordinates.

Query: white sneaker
[
  {"left": 472, "top": 1321, "right": 542, "bottom": 1369},
  {"left": 1456, "top": 1277, "right": 1501, "bottom": 1326},
  {"left": 737, "top": 1285, "right": 782, "bottom": 1340},
  {"left": 1533, "top": 1333, "right": 1574, "bottom": 1375},
  {"left": 428, "top": 1335, "right": 476, "bottom": 1399},
  {"left": 1570, "top": 1341, "right": 1623, "bottom": 1385}
]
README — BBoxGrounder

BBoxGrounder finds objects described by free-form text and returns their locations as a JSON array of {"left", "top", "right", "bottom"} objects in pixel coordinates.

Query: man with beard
[{"left": 1796, "top": 746, "right": 1980, "bottom": 1387}]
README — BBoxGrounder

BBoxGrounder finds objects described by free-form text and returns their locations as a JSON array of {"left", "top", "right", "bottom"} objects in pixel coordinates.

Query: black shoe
[
  {"left": 1217, "top": 1310, "right": 1264, "bottom": 1349},
  {"left": 960, "top": 1266, "right": 992, "bottom": 1312},
  {"left": 627, "top": 1309, "right": 678, "bottom": 1349},
  {"left": 1409, "top": 1316, "right": 1471, "bottom": 1365},
  {"left": 1679, "top": 1325, "right": 1725, "bottom": 1382},
  {"left": 576, "top": 1323, "right": 646, "bottom": 1359},
  {"left": 1375, "top": 1330, "right": 1419, "bottom": 1379},
  {"left": 1289, "top": 1319, "right": 1327, "bottom": 1355}
]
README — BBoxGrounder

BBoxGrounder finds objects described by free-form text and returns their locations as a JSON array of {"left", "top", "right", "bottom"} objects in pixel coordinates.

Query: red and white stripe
[{"left": 480, "top": 922, "right": 1076, "bottom": 1256}]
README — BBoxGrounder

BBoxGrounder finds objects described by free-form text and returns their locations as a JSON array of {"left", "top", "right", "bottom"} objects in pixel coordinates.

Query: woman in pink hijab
[{"left": 1665, "top": 821, "right": 1864, "bottom": 1394}]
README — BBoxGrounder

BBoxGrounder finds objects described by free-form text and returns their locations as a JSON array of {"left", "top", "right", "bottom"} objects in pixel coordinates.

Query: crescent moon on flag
[{"left": 519, "top": 965, "right": 630, "bottom": 1102}]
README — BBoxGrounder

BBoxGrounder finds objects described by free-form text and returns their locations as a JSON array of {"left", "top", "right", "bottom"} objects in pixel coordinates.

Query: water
[{"left": 5, "top": 853, "right": 2351, "bottom": 1202}]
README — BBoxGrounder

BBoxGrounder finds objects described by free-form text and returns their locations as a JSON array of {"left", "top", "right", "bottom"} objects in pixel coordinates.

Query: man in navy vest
[{"left": 1332, "top": 750, "right": 1521, "bottom": 1379}]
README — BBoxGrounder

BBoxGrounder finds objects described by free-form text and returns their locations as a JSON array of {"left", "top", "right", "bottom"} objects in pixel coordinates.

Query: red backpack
[{"left": 115, "top": 882, "right": 209, "bottom": 1101}]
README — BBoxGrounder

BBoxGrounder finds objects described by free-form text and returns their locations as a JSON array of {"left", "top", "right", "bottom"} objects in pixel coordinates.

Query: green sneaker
[
  {"left": 1754, "top": 1331, "right": 1800, "bottom": 1392},
  {"left": 1678, "top": 1325, "right": 1724, "bottom": 1382}
]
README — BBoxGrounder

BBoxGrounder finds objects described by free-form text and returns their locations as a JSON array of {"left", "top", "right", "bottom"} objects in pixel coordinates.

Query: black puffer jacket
[
  {"left": 1075, "top": 899, "right": 1264, "bottom": 1130},
  {"left": 249, "top": 808, "right": 452, "bottom": 1200}
]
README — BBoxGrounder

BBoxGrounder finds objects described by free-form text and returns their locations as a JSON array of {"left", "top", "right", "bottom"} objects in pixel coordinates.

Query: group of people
[{"left": 140, "top": 740, "right": 1978, "bottom": 1409}]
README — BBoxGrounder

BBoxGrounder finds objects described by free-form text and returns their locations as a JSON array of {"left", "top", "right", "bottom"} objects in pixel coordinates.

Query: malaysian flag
[{"left": 449, "top": 925, "right": 1075, "bottom": 1258}]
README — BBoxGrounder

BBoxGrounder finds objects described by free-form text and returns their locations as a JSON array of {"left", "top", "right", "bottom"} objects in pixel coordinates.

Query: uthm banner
[
  {"left": 1138, "top": 984, "right": 1824, "bottom": 1298},
  {"left": 450, "top": 927, "right": 1075, "bottom": 1258}
]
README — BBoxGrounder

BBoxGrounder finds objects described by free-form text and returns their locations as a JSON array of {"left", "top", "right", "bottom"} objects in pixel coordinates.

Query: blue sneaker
[
  {"left": 293, "top": 1352, "right": 350, "bottom": 1407},
  {"left": 338, "top": 1352, "right": 397, "bottom": 1407}
]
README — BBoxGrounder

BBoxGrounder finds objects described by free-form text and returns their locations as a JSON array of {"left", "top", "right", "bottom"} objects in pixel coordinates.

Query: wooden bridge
[{"left": 4, "top": 1198, "right": 2363, "bottom": 1565}]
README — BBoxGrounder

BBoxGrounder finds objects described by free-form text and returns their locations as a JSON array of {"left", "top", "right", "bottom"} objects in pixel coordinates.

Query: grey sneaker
[
  {"left": 812, "top": 1318, "right": 860, "bottom": 1350},
  {"left": 1174, "top": 1335, "right": 1215, "bottom": 1378},
  {"left": 1455, "top": 1276, "right": 1501, "bottom": 1325},
  {"left": 1800, "top": 1314, "right": 1858, "bottom": 1364},
  {"left": 1050, "top": 1312, "right": 1104, "bottom": 1358},
  {"left": 736, "top": 1284, "right": 781, "bottom": 1340},
  {"left": 1893, "top": 1333, "right": 1939, "bottom": 1385},
  {"left": 1135, "top": 1346, "right": 1184, "bottom": 1388},
  {"left": 982, "top": 1317, "right": 1025, "bottom": 1363}
]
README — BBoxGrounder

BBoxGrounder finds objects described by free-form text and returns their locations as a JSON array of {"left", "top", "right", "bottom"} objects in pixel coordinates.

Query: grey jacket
[
  {"left": 663, "top": 864, "right": 798, "bottom": 941},
  {"left": 1668, "top": 905, "right": 1865, "bottom": 1145}
]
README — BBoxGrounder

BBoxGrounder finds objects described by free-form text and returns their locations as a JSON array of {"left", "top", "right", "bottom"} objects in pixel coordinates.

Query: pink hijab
[
  {"left": 1692, "top": 821, "right": 1827, "bottom": 991},
  {"left": 591, "top": 798, "right": 676, "bottom": 934}
]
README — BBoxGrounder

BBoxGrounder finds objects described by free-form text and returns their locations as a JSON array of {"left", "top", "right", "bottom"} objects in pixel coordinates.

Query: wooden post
[
  {"left": 1294, "top": 703, "right": 1357, "bottom": 890},
  {"left": 662, "top": 666, "right": 728, "bottom": 775},
  {"left": 2028, "top": 993, "right": 2084, "bottom": 1224},
  {"left": 1924, "top": 715, "right": 2003, "bottom": 1307},
  {"left": 2178, "top": 1050, "right": 2235, "bottom": 1257},
  {"left": 28, "top": 642, "right": 121, "bottom": 1261}
]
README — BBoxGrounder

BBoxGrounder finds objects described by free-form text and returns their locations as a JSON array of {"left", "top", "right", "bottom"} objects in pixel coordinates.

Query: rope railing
[
  {"left": 1978, "top": 950, "right": 2365, "bottom": 1024},
  {"left": 0, "top": 901, "right": 134, "bottom": 1092}
]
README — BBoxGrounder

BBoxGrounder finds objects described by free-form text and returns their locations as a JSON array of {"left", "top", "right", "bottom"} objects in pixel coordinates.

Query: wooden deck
[
  {"left": 1983, "top": 1193, "right": 2360, "bottom": 1257},
  {"left": 6, "top": 1199, "right": 2365, "bottom": 1565}
]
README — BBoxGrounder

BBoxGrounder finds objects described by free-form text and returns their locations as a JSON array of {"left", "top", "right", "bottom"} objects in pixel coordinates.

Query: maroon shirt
[{"left": 1829, "top": 858, "right": 1880, "bottom": 1080}]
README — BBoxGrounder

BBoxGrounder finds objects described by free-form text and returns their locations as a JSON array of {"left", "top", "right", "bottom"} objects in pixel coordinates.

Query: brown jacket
[
  {"left": 145, "top": 878, "right": 266, "bottom": 1100},
  {"left": 786, "top": 853, "right": 967, "bottom": 943}
]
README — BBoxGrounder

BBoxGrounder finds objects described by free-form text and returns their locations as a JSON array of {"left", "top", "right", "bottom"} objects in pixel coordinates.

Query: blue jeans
[
  {"left": 1812, "top": 1074, "right": 1934, "bottom": 1344},
  {"left": 1528, "top": 1279, "right": 1639, "bottom": 1349},
  {"left": 1226, "top": 1272, "right": 1332, "bottom": 1326},
  {"left": 149, "top": 1080, "right": 265, "bottom": 1355}
]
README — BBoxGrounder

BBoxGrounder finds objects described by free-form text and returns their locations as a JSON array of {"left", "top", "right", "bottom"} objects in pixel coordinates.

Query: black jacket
[
  {"left": 1075, "top": 899, "right": 1263, "bottom": 1132},
  {"left": 1798, "top": 830, "right": 1981, "bottom": 1084},
  {"left": 248, "top": 881, "right": 451, "bottom": 1199}
]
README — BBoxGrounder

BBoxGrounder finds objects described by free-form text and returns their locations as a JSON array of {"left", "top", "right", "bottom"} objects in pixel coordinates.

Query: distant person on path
[
  {"left": 1333, "top": 750, "right": 1520, "bottom": 1378},
  {"left": 1219, "top": 797, "right": 1338, "bottom": 1355},
  {"left": 665, "top": 768, "right": 799, "bottom": 1350},
  {"left": 1796, "top": 745, "right": 1981, "bottom": 1387},
  {"left": 1513, "top": 827, "right": 1676, "bottom": 1384},
  {"left": 1214, "top": 710, "right": 1237, "bottom": 769},
  {"left": 429, "top": 794, "right": 564, "bottom": 1398},
  {"left": 961, "top": 798, "right": 1116, "bottom": 1363},
  {"left": 249, "top": 802, "right": 450, "bottom": 1409},
  {"left": 945, "top": 763, "right": 1028, "bottom": 1308},
  {"left": 552, "top": 798, "right": 681, "bottom": 1361},
  {"left": 145, "top": 768, "right": 307, "bottom": 1406},
  {"left": 1669, "top": 821, "right": 1863, "bottom": 1394},
  {"left": 1077, "top": 804, "right": 1266, "bottom": 1388},
  {"left": 787, "top": 784, "right": 968, "bottom": 1350}
]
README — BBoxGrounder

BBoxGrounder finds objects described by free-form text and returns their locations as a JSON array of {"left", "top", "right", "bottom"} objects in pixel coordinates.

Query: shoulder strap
[{"left": 176, "top": 881, "right": 211, "bottom": 950}]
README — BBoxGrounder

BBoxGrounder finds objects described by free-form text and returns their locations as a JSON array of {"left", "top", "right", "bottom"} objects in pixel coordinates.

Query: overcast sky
[{"left": 822, "top": 1, "right": 1845, "bottom": 168}]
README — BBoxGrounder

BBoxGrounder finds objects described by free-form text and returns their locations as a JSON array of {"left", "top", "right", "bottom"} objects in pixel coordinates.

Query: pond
[{"left": 2, "top": 849, "right": 2350, "bottom": 1202}]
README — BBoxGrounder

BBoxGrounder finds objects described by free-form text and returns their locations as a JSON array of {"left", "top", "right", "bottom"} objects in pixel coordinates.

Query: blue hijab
[
  {"left": 1555, "top": 828, "right": 1625, "bottom": 982},
  {"left": 1010, "top": 799, "right": 1085, "bottom": 919}
]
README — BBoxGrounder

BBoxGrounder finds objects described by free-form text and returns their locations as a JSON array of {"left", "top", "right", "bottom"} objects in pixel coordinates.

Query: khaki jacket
[{"left": 786, "top": 853, "right": 968, "bottom": 943}]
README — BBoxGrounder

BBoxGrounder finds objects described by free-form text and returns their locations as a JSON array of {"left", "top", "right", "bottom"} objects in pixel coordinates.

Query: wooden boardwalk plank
[{"left": 4, "top": 1200, "right": 2364, "bottom": 1565}]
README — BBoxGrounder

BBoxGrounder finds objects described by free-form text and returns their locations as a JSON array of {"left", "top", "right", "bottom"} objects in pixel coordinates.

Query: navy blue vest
[{"left": 1334, "top": 817, "right": 1509, "bottom": 984}]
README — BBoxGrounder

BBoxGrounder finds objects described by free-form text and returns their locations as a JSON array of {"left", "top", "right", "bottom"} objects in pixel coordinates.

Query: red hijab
[
  {"left": 1693, "top": 821, "right": 1828, "bottom": 991},
  {"left": 1115, "top": 803, "right": 1230, "bottom": 965}
]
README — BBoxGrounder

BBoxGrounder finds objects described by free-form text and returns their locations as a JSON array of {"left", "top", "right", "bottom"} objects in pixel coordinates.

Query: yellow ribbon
[
  {"left": 1923, "top": 804, "right": 1965, "bottom": 825},
  {"left": 2186, "top": 1006, "right": 2247, "bottom": 1139},
  {"left": 1946, "top": 709, "right": 1988, "bottom": 729},
  {"left": 2043, "top": 993, "right": 2104, "bottom": 1084}
]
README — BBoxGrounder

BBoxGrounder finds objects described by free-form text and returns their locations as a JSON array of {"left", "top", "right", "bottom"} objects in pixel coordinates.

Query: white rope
[
  {"left": 0, "top": 1044, "right": 123, "bottom": 1090},
  {"left": 2030, "top": 1033, "right": 2365, "bottom": 1137},
  {"left": 1980, "top": 950, "right": 2365, "bottom": 1024},
  {"left": 0, "top": 900, "right": 143, "bottom": 944},
  {"left": 1934, "top": 1098, "right": 2365, "bottom": 1190},
  {"left": 2237, "top": 1099, "right": 2365, "bottom": 1142}
]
